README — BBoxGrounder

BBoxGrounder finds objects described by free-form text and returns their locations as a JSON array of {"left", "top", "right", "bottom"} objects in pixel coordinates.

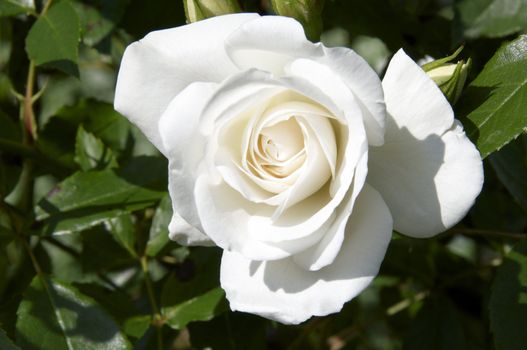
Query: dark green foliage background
[{"left": 0, "top": 0, "right": 526, "bottom": 349}]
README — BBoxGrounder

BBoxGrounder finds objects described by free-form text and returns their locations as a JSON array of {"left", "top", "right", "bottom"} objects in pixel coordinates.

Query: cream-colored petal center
[{"left": 254, "top": 117, "right": 306, "bottom": 179}]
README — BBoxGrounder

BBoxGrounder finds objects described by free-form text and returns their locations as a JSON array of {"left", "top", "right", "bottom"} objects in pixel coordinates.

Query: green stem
[
  {"left": 140, "top": 256, "right": 163, "bottom": 350},
  {"left": 41, "top": 0, "right": 54, "bottom": 15},
  {"left": 386, "top": 291, "right": 429, "bottom": 316},
  {"left": 447, "top": 228, "right": 526, "bottom": 240},
  {"left": 22, "top": 0, "right": 54, "bottom": 142},
  {"left": 23, "top": 62, "right": 37, "bottom": 142},
  {"left": 20, "top": 233, "right": 43, "bottom": 276}
]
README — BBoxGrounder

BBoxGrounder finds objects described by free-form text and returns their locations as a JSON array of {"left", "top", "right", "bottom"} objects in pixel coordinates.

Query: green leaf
[
  {"left": 37, "top": 101, "right": 131, "bottom": 169},
  {"left": 35, "top": 157, "right": 167, "bottom": 235},
  {"left": 0, "top": 327, "right": 19, "bottom": 350},
  {"left": 489, "top": 135, "right": 527, "bottom": 212},
  {"left": 16, "top": 275, "right": 131, "bottom": 350},
  {"left": 123, "top": 315, "right": 151, "bottom": 339},
  {"left": 403, "top": 296, "right": 467, "bottom": 350},
  {"left": 455, "top": 0, "right": 527, "bottom": 39},
  {"left": 37, "top": 208, "right": 128, "bottom": 236},
  {"left": 146, "top": 195, "right": 172, "bottom": 257},
  {"left": 0, "top": 0, "right": 34, "bottom": 17},
  {"left": 161, "top": 247, "right": 220, "bottom": 308},
  {"left": 74, "top": 125, "right": 117, "bottom": 171},
  {"left": 25, "top": 0, "right": 80, "bottom": 76},
  {"left": 74, "top": 0, "right": 127, "bottom": 47},
  {"left": 106, "top": 213, "right": 137, "bottom": 258},
  {"left": 79, "top": 227, "right": 135, "bottom": 272},
  {"left": 74, "top": 283, "right": 139, "bottom": 324},
  {"left": 462, "top": 35, "right": 527, "bottom": 158},
  {"left": 162, "top": 287, "right": 227, "bottom": 330},
  {"left": 489, "top": 240, "right": 527, "bottom": 350},
  {"left": 40, "top": 235, "right": 90, "bottom": 284}
]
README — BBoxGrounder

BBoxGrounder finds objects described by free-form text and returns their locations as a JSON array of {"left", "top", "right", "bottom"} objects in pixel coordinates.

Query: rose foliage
[{"left": 115, "top": 14, "right": 483, "bottom": 324}]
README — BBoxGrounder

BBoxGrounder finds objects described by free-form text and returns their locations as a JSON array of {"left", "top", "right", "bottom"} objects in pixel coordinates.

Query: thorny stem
[{"left": 140, "top": 256, "right": 164, "bottom": 350}]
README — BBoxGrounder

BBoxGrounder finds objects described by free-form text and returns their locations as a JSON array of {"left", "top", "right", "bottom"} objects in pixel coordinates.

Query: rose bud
[
  {"left": 421, "top": 47, "right": 471, "bottom": 104},
  {"left": 270, "top": 0, "right": 325, "bottom": 40},
  {"left": 184, "top": 0, "right": 241, "bottom": 23}
]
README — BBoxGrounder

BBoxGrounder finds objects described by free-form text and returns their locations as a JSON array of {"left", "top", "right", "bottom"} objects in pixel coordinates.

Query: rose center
[{"left": 252, "top": 117, "right": 306, "bottom": 179}]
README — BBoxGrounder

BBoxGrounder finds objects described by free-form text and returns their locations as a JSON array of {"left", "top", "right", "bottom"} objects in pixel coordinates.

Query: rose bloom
[{"left": 115, "top": 14, "right": 483, "bottom": 324}]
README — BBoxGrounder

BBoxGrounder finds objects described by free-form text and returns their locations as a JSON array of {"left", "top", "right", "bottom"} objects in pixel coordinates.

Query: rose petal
[
  {"left": 114, "top": 13, "right": 259, "bottom": 153},
  {"left": 194, "top": 175, "right": 329, "bottom": 260},
  {"left": 159, "top": 82, "right": 218, "bottom": 241},
  {"left": 317, "top": 47, "right": 387, "bottom": 146},
  {"left": 220, "top": 184, "right": 393, "bottom": 324},
  {"left": 368, "top": 50, "right": 483, "bottom": 237},
  {"left": 293, "top": 153, "right": 368, "bottom": 271},
  {"left": 380, "top": 49, "right": 453, "bottom": 138},
  {"left": 271, "top": 117, "right": 332, "bottom": 219},
  {"left": 225, "top": 15, "right": 322, "bottom": 75},
  {"left": 168, "top": 211, "right": 214, "bottom": 246}
]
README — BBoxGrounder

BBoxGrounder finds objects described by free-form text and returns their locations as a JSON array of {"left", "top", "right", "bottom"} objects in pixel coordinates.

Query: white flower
[{"left": 114, "top": 14, "right": 483, "bottom": 324}]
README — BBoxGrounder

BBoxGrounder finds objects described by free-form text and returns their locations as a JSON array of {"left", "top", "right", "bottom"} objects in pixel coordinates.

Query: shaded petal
[
  {"left": 368, "top": 50, "right": 483, "bottom": 237},
  {"left": 168, "top": 212, "right": 214, "bottom": 246},
  {"left": 381, "top": 49, "right": 453, "bottom": 138},
  {"left": 115, "top": 13, "right": 259, "bottom": 153},
  {"left": 293, "top": 153, "right": 368, "bottom": 271},
  {"left": 194, "top": 175, "right": 328, "bottom": 260},
  {"left": 220, "top": 185, "right": 393, "bottom": 324},
  {"left": 159, "top": 82, "right": 218, "bottom": 242}
]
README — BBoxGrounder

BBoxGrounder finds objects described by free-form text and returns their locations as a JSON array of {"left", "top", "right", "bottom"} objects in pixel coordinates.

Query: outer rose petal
[
  {"left": 168, "top": 212, "right": 213, "bottom": 246},
  {"left": 114, "top": 13, "right": 259, "bottom": 153},
  {"left": 317, "top": 47, "right": 386, "bottom": 146},
  {"left": 220, "top": 185, "right": 393, "bottom": 324},
  {"left": 225, "top": 15, "right": 322, "bottom": 75},
  {"left": 368, "top": 50, "right": 483, "bottom": 237},
  {"left": 159, "top": 82, "right": 218, "bottom": 245}
]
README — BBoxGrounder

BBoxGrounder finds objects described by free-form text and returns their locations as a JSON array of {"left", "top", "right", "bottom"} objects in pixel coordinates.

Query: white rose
[{"left": 114, "top": 14, "right": 483, "bottom": 324}]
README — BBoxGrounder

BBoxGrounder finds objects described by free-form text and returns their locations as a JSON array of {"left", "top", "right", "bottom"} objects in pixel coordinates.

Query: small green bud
[
  {"left": 183, "top": 0, "right": 241, "bottom": 23},
  {"left": 270, "top": 0, "right": 325, "bottom": 41},
  {"left": 421, "top": 47, "right": 471, "bottom": 105}
]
